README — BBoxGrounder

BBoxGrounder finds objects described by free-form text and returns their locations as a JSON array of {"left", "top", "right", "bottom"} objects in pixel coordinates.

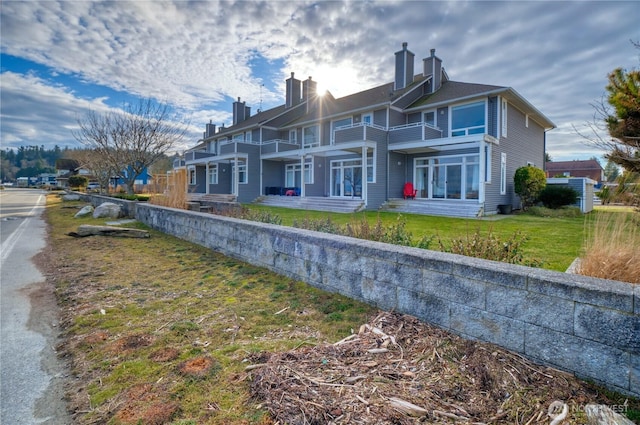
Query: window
[
  {"left": 451, "top": 101, "right": 485, "bottom": 137},
  {"left": 303, "top": 125, "right": 319, "bottom": 148},
  {"left": 423, "top": 110, "right": 436, "bottom": 127},
  {"left": 188, "top": 168, "right": 196, "bottom": 185},
  {"left": 484, "top": 144, "right": 492, "bottom": 182},
  {"left": 233, "top": 133, "right": 244, "bottom": 142},
  {"left": 245, "top": 131, "right": 252, "bottom": 142},
  {"left": 208, "top": 164, "right": 218, "bottom": 184},
  {"left": 232, "top": 160, "right": 247, "bottom": 184},
  {"left": 501, "top": 99, "right": 508, "bottom": 138},
  {"left": 285, "top": 157, "right": 314, "bottom": 186},
  {"left": 289, "top": 129, "right": 297, "bottom": 144},
  {"left": 362, "top": 113, "right": 373, "bottom": 125},
  {"left": 500, "top": 153, "right": 507, "bottom": 195}
]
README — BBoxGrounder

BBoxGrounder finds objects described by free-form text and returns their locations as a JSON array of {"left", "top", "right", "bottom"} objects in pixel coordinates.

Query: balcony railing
[
  {"left": 388, "top": 122, "right": 443, "bottom": 144},
  {"left": 333, "top": 122, "right": 388, "bottom": 144},
  {"left": 184, "top": 150, "right": 217, "bottom": 162},
  {"left": 261, "top": 139, "right": 299, "bottom": 154}
]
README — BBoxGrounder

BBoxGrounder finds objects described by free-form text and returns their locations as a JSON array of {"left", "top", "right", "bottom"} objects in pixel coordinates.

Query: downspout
[
  {"left": 205, "top": 162, "right": 210, "bottom": 194},
  {"left": 362, "top": 145, "right": 368, "bottom": 207}
]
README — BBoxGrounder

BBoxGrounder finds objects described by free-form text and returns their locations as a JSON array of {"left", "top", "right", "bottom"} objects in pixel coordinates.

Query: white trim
[{"left": 500, "top": 153, "right": 507, "bottom": 195}]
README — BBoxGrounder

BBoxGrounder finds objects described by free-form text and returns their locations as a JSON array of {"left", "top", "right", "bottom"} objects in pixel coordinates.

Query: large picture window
[{"left": 451, "top": 101, "right": 485, "bottom": 137}]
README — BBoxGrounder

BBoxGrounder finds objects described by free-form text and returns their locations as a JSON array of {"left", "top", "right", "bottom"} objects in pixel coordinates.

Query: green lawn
[{"left": 247, "top": 205, "right": 588, "bottom": 272}]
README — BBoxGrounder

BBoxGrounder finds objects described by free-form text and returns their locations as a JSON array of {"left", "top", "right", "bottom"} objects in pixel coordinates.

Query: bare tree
[{"left": 73, "top": 99, "right": 189, "bottom": 194}]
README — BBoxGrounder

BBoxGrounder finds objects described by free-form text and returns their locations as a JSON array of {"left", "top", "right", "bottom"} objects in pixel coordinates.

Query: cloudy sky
[{"left": 1, "top": 1, "right": 638, "bottom": 161}]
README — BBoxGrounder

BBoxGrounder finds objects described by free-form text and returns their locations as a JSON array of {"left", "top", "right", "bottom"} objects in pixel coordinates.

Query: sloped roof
[
  {"left": 407, "top": 81, "right": 506, "bottom": 108},
  {"left": 546, "top": 159, "right": 603, "bottom": 172}
]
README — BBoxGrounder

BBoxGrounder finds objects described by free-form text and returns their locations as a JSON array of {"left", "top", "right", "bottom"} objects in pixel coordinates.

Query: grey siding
[
  {"left": 262, "top": 161, "right": 283, "bottom": 194},
  {"left": 373, "top": 109, "right": 387, "bottom": 127},
  {"left": 492, "top": 103, "right": 546, "bottom": 211},
  {"left": 306, "top": 155, "right": 327, "bottom": 197},
  {"left": 366, "top": 147, "right": 388, "bottom": 209},
  {"left": 389, "top": 152, "right": 408, "bottom": 198},
  {"left": 238, "top": 144, "right": 261, "bottom": 203},
  {"left": 389, "top": 109, "right": 407, "bottom": 127}
]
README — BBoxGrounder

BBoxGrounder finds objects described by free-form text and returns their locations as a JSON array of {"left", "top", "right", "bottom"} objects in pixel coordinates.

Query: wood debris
[{"left": 249, "top": 312, "right": 631, "bottom": 424}]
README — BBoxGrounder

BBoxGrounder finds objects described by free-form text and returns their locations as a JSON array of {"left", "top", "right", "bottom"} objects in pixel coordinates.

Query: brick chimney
[{"left": 394, "top": 42, "right": 415, "bottom": 90}]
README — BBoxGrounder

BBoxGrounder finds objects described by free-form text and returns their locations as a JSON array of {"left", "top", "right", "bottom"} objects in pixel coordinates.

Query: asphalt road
[{"left": 1, "top": 188, "right": 71, "bottom": 424}]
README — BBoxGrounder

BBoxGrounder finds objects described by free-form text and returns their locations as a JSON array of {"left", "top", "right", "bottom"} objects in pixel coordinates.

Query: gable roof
[{"left": 546, "top": 159, "right": 603, "bottom": 172}]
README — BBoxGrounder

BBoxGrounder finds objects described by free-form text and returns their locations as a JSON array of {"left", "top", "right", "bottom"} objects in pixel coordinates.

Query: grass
[
  {"left": 45, "top": 195, "right": 638, "bottom": 423},
  {"left": 247, "top": 205, "right": 586, "bottom": 271},
  {"left": 45, "top": 195, "right": 376, "bottom": 424},
  {"left": 578, "top": 210, "right": 640, "bottom": 283}
]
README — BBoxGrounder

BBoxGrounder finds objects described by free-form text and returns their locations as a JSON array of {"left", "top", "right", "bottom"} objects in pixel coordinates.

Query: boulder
[
  {"left": 74, "top": 205, "right": 94, "bottom": 218},
  {"left": 93, "top": 202, "right": 122, "bottom": 219},
  {"left": 62, "top": 194, "right": 80, "bottom": 201}
]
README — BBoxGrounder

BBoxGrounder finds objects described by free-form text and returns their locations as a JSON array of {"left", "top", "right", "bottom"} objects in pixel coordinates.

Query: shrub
[
  {"left": 68, "top": 175, "right": 88, "bottom": 188},
  {"left": 538, "top": 185, "right": 578, "bottom": 209},
  {"left": 514, "top": 166, "right": 546, "bottom": 210},
  {"left": 526, "top": 206, "right": 582, "bottom": 218},
  {"left": 437, "top": 227, "right": 541, "bottom": 266}
]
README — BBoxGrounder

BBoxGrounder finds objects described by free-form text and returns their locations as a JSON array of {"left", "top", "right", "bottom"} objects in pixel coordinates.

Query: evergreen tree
[{"left": 605, "top": 66, "right": 640, "bottom": 172}]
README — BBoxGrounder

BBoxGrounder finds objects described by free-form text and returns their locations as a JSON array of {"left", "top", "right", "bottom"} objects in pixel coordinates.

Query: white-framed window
[
  {"left": 451, "top": 101, "right": 486, "bottom": 137},
  {"left": 423, "top": 109, "right": 437, "bottom": 127},
  {"left": 208, "top": 164, "right": 218, "bottom": 184},
  {"left": 484, "top": 144, "right": 492, "bottom": 183},
  {"left": 362, "top": 113, "right": 373, "bottom": 125},
  {"left": 245, "top": 131, "right": 252, "bottom": 142},
  {"left": 501, "top": 99, "right": 508, "bottom": 138},
  {"left": 232, "top": 160, "right": 247, "bottom": 184},
  {"left": 285, "top": 157, "right": 314, "bottom": 186},
  {"left": 303, "top": 125, "right": 319, "bottom": 148},
  {"left": 500, "top": 153, "right": 507, "bottom": 195},
  {"left": 233, "top": 133, "right": 244, "bottom": 142},
  {"left": 289, "top": 129, "right": 297, "bottom": 144},
  {"left": 188, "top": 167, "right": 196, "bottom": 185}
]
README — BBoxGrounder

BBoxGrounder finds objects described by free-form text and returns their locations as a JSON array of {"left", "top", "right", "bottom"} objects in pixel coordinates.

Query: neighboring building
[
  {"left": 176, "top": 43, "right": 555, "bottom": 217},
  {"left": 545, "top": 159, "right": 603, "bottom": 185},
  {"left": 546, "top": 177, "right": 596, "bottom": 213}
]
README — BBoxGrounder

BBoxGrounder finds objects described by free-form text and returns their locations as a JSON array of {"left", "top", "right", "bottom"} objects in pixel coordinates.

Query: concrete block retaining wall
[{"left": 134, "top": 203, "right": 639, "bottom": 397}]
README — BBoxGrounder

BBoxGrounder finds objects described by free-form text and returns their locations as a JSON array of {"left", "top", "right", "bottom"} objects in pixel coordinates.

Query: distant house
[
  {"left": 545, "top": 159, "right": 603, "bottom": 185},
  {"left": 176, "top": 43, "right": 555, "bottom": 217}
]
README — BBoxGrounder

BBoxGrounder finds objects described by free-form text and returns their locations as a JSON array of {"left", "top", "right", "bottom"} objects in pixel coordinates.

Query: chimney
[
  {"left": 394, "top": 42, "right": 415, "bottom": 90},
  {"left": 205, "top": 120, "right": 216, "bottom": 138},
  {"left": 233, "top": 97, "right": 247, "bottom": 125},
  {"left": 285, "top": 72, "right": 302, "bottom": 108},
  {"left": 423, "top": 48, "right": 443, "bottom": 93},
  {"left": 302, "top": 76, "right": 317, "bottom": 100}
]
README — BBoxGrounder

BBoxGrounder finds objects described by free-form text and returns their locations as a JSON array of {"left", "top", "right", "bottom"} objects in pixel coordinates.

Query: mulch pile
[{"left": 249, "top": 312, "right": 628, "bottom": 424}]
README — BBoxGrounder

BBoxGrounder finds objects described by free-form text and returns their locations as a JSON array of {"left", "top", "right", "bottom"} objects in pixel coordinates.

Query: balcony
[
  {"left": 333, "top": 122, "right": 387, "bottom": 144},
  {"left": 184, "top": 150, "right": 217, "bottom": 164},
  {"left": 388, "top": 122, "right": 443, "bottom": 145},
  {"left": 261, "top": 139, "right": 299, "bottom": 154}
]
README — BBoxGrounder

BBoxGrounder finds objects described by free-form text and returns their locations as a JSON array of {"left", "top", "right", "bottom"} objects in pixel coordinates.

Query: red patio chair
[{"left": 403, "top": 182, "right": 417, "bottom": 199}]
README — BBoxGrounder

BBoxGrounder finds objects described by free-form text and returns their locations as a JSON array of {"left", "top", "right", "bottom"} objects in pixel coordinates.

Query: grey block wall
[{"left": 135, "top": 203, "right": 639, "bottom": 397}]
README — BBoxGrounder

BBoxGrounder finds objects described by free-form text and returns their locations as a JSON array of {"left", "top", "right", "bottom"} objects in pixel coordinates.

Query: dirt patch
[
  {"left": 108, "top": 334, "right": 154, "bottom": 353},
  {"left": 250, "top": 312, "right": 634, "bottom": 424},
  {"left": 113, "top": 383, "right": 178, "bottom": 425},
  {"left": 149, "top": 347, "right": 180, "bottom": 362},
  {"left": 177, "top": 355, "right": 219, "bottom": 379}
]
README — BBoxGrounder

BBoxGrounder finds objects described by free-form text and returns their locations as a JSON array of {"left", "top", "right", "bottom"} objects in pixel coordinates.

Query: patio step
[
  {"left": 254, "top": 196, "right": 364, "bottom": 213},
  {"left": 381, "top": 198, "right": 483, "bottom": 218}
]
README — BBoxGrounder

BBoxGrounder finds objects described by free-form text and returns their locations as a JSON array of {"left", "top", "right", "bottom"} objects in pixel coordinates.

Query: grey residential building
[{"left": 176, "top": 43, "right": 555, "bottom": 217}]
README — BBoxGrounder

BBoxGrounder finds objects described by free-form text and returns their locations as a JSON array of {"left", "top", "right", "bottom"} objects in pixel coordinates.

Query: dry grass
[
  {"left": 41, "top": 195, "right": 639, "bottom": 424},
  {"left": 578, "top": 210, "right": 640, "bottom": 284},
  {"left": 149, "top": 168, "right": 187, "bottom": 209}
]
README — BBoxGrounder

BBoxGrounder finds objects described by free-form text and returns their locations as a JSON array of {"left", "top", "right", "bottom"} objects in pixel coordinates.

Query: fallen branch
[{"left": 67, "top": 225, "right": 150, "bottom": 238}]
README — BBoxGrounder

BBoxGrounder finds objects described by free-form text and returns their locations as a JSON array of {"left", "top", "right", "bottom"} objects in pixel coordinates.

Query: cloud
[{"left": 1, "top": 0, "right": 638, "bottom": 161}]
